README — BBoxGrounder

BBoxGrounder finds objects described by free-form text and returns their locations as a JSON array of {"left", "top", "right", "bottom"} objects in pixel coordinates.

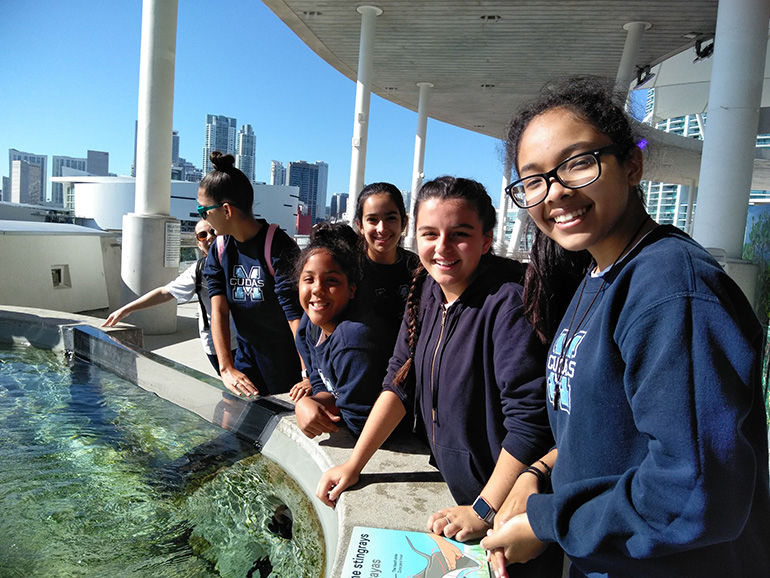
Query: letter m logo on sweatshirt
[{"left": 230, "top": 265, "right": 265, "bottom": 302}]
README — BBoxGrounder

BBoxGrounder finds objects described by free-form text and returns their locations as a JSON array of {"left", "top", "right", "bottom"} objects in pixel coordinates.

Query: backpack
[
  {"left": 194, "top": 256, "right": 209, "bottom": 330},
  {"left": 195, "top": 223, "right": 280, "bottom": 329}
]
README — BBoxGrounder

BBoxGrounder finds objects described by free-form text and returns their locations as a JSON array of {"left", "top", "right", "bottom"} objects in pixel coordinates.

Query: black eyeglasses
[
  {"left": 196, "top": 203, "right": 223, "bottom": 219},
  {"left": 196, "top": 229, "right": 216, "bottom": 241},
  {"left": 506, "top": 144, "right": 625, "bottom": 209}
]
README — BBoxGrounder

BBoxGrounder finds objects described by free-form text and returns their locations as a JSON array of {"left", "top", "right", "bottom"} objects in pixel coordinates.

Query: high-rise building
[
  {"left": 287, "top": 160, "right": 328, "bottom": 223},
  {"left": 9, "top": 149, "right": 47, "bottom": 204},
  {"left": 642, "top": 89, "right": 770, "bottom": 230},
  {"left": 330, "top": 192, "right": 348, "bottom": 220},
  {"left": 52, "top": 155, "right": 87, "bottom": 206},
  {"left": 270, "top": 160, "right": 286, "bottom": 186},
  {"left": 86, "top": 150, "right": 109, "bottom": 176},
  {"left": 203, "top": 114, "right": 237, "bottom": 174},
  {"left": 172, "top": 131, "right": 180, "bottom": 166},
  {"left": 10, "top": 160, "right": 42, "bottom": 205},
  {"left": 236, "top": 124, "right": 256, "bottom": 183}
]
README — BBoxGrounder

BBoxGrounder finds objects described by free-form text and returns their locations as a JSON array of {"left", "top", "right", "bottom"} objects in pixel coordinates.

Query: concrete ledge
[{"left": 0, "top": 305, "right": 456, "bottom": 578}]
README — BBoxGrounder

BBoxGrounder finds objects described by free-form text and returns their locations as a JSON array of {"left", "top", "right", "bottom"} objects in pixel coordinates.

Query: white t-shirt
[{"left": 164, "top": 261, "right": 238, "bottom": 355}]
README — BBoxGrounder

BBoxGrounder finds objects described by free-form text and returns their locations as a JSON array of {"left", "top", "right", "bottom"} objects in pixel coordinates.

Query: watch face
[{"left": 473, "top": 497, "right": 492, "bottom": 518}]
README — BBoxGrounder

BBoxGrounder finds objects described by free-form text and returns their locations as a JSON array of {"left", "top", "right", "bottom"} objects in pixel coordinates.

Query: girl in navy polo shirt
[{"left": 292, "top": 223, "right": 393, "bottom": 438}]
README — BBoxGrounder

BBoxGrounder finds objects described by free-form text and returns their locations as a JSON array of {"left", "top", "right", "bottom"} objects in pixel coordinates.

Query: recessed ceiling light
[{"left": 682, "top": 32, "right": 701, "bottom": 39}]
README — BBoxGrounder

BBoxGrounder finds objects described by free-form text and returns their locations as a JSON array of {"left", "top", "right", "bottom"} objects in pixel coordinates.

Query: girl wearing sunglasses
[{"left": 198, "top": 151, "right": 306, "bottom": 397}]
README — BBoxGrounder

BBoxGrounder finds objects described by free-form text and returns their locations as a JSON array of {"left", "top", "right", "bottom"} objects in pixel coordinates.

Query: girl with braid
[{"left": 317, "top": 177, "right": 560, "bottom": 577}]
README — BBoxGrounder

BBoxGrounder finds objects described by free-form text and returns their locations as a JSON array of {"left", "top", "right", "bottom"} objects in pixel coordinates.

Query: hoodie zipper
[{"left": 428, "top": 306, "right": 448, "bottom": 448}]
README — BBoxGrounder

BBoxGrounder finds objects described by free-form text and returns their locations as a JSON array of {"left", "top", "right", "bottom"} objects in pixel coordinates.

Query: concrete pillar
[
  {"left": 692, "top": 0, "right": 768, "bottom": 258},
  {"left": 347, "top": 5, "right": 382, "bottom": 222},
  {"left": 404, "top": 81, "right": 433, "bottom": 250},
  {"left": 685, "top": 179, "right": 695, "bottom": 236},
  {"left": 617, "top": 21, "right": 652, "bottom": 95},
  {"left": 121, "top": 0, "right": 180, "bottom": 334},
  {"left": 495, "top": 155, "right": 513, "bottom": 255}
]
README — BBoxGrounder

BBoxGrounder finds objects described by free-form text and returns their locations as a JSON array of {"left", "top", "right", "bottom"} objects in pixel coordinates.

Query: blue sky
[{"left": 0, "top": 0, "right": 507, "bottom": 207}]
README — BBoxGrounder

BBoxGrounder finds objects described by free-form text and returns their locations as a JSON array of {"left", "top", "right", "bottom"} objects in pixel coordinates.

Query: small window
[{"left": 51, "top": 265, "right": 71, "bottom": 289}]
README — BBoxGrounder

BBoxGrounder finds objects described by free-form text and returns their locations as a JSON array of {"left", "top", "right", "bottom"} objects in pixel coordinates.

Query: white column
[
  {"left": 347, "top": 5, "right": 382, "bottom": 222},
  {"left": 135, "top": 0, "right": 176, "bottom": 216},
  {"left": 685, "top": 179, "right": 696, "bottom": 236},
  {"left": 616, "top": 21, "right": 652, "bottom": 95},
  {"left": 121, "top": 0, "right": 180, "bottom": 334},
  {"left": 692, "top": 0, "right": 769, "bottom": 258},
  {"left": 507, "top": 209, "right": 529, "bottom": 257},
  {"left": 404, "top": 82, "right": 433, "bottom": 250},
  {"left": 496, "top": 155, "right": 512, "bottom": 255}
]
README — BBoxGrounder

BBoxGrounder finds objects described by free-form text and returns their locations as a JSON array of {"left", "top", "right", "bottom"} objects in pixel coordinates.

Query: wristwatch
[
  {"left": 301, "top": 369, "right": 310, "bottom": 379},
  {"left": 472, "top": 495, "right": 496, "bottom": 525}
]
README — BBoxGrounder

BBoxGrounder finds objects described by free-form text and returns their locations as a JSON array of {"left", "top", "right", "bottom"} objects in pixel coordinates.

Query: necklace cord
[{"left": 552, "top": 216, "right": 651, "bottom": 409}]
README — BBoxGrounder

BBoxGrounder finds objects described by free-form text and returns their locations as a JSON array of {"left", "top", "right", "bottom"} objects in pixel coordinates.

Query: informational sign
[
  {"left": 164, "top": 220, "right": 181, "bottom": 268},
  {"left": 341, "top": 526, "right": 491, "bottom": 578}
]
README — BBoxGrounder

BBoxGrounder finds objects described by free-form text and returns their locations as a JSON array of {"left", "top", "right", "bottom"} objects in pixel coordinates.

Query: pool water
[{"left": 0, "top": 342, "right": 323, "bottom": 577}]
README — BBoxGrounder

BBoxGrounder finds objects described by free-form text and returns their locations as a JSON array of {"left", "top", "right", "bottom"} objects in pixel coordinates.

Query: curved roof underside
[
  {"left": 263, "top": 0, "right": 770, "bottom": 189},
  {"left": 263, "top": 0, "right": 720, "bottom": 139}
]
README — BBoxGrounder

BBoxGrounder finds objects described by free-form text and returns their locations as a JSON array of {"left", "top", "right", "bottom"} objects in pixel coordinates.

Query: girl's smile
[
  {"left": 416, "top": 198, "right": 492, "bottom": 302},
  {"left": 299, "top": 250, "right": 356, "bottom": 335},
  {"left": 517, "top": 108, "right": 644, "bottom": 270},
  {"left": 357, "top": 192, "right": 406, "bottom": 264}
]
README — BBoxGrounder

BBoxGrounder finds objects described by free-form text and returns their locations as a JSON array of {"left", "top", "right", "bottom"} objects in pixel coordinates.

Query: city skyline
[{"left": 1, "top": 0, "right": 506, "bottom": 208}]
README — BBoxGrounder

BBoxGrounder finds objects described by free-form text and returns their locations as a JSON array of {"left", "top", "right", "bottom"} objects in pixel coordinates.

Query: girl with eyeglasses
[
  {"left": 102, "top": 219, "right": 237, "bottom": 372},
  {"left": 481, "top": 76, "right": 770, "bottom": 577},
  {"left": 198, "top": 151, "right": 307, "bottom": 397},
  {"left": 317, "top": 176, "right": 561, "bottom": 577}
]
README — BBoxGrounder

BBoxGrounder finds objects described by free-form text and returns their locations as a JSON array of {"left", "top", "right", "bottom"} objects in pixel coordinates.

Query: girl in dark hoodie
[{"left": 317, "top": 177, "right": 560, "bottom": 577}]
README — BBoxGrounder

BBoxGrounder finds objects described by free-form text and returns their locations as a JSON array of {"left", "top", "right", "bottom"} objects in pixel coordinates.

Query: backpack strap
[
  {"left": 216, "top": 234, "right": 225, "bottom": 264},
  {"left": 195, "top": 256, "right": 209, "bottom": 330},
  {"left": 264, "top": 223, "right": 278, "bottom": 277},
  {"left": 214, "top": 225, "right": 277, "bottom": 278}
]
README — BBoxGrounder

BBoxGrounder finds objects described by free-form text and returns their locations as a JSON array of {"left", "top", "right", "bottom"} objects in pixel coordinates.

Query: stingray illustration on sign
[{"left": 341, "top": 526, "right": 491, "bottom": 578}]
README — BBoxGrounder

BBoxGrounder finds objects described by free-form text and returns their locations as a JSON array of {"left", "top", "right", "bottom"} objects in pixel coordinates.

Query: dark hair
[
  {"left": 506, "top": 76, "right": 641, "bottom": 174},
  {"left": 392, "top": 176, "right": 495, "bottom": 387},
  {"left": 506, "top": 76, "right": 643, "bottom": 343},
  {"left": 415, "top": 176, "right": 496, "bottom": 233},
  {"left": 294, "top": 222, "right": 362, "bottom": 289},
  {"left": 199, "top": 151, "right": 254, "bottom": 215},
  {"left": 523, "top": 228, "right": 592, "bottom": 343},
  {"left": 354, "top": 182, "right": 408, "bottom": 226}
]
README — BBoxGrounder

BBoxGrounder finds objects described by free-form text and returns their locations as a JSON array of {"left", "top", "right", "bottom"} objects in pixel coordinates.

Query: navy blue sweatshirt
[
  {"left": 528, "top": 226, "right": 770, "bottom": 577},
  {"left": 382, "top": 254, "right": 553, "bottom": 505},
  {"left": 204, "top": 220, "right": 303, "bottom": 394},
  {"left": 295, "top": 311, "right": 393, "bottom": 437},
  {"left": 356, "top": 248, "right": 420, "bottom": 344}
]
